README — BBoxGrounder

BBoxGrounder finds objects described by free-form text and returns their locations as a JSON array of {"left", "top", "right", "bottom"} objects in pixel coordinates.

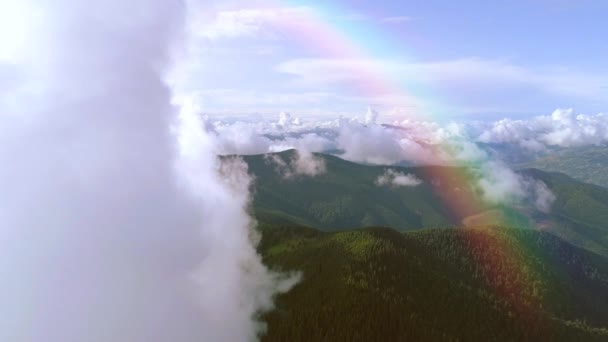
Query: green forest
[
  {"left": 232, "top": 150, "right": 608, "bottom": 341},
  {"left": 258, "top": 225, "right": 608, "bottom": 341},
  {"left": 238, "top": 150, "right": 608, "bottom": 256}
]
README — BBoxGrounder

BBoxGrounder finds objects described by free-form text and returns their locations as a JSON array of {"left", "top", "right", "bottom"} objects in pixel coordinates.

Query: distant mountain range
[
  {"left": 517, "top": 145, "right": 608, "bottom": 189},
  {"left": 236, "top": 150, "right": 608, "bottom": 257}
]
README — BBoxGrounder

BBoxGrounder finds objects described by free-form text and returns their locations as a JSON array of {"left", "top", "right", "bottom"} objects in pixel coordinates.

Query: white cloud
[
  {"left": 531, "top": 180, "right": 556, "bottom": 213},
  {"left": 195, "top": 7, "right": 317, "bottom": 40},
  {"left": 203, "top": 106, "right": 608, "bottom": 169},
  {"left": 364, "top": 105, "right": 379, "bottom": 125},
  {"left": 0, "top": 1, "right": 296, "bottom": 341},
  {"left": 478, "top": 108, "right": 608, "bottom": 149},
  {"left": 266, "top": 150, "right": 326, "bottom": 179},
  {"left": 276, "top": 57, "right": 606, "bottom": 102},
  {"left": 175, "top": 100, "right": 300, "bottom": 340},
  {"left": 476, "top": 161, "right": 528, "bottom": 204},
  {"left": 381, "top": 16, "right": 413, "bottom": 23},
  {"left": 198, "top": 108, "right": 564, "bottom": 214},
  {"left": 376, "top": 169, "right": 422, "bottom": 187},
  {"left": 475, "top": 161, "right": 556, "bottom": 212}
]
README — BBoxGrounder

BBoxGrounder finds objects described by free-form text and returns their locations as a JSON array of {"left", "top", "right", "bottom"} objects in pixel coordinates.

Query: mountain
[
  {"left": 259, "top": 225, "right": 608, "bottom": 341},
  {"left": 518, "top": 169, "right": 608, "bottom": 258},
  {"left": 518, "top": 145, "right": 608, "bottom": 189},
  {"left": 240, "top": 150, "right": 458, "bottom": 230},
  {"left": 236, "top": 150, "right": 608, "bottom": 256}
]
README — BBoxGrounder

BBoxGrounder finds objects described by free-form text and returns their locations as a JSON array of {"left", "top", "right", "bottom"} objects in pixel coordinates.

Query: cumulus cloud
[
  {"left": 204, "top": 112, "right": 338, "bottom": 156},
  {"left": 204, "top": 109, "right": 561, "bottom": 214},
  {"left": 175, "top": 99, "right": 300, "bottom": 340},
  {"left": 376, "top": 169, "right": 422, "bottom": 187},
  {"left": 364, "top": 105, "right": 379, "bottom": 125},
  {"left": 198, "top": 107, "right": 567, "bottom": 215},
  {"left": 203, "top": 107, "right": 608, "bottom": 169},
  {"left": 478, "top": 108, "right": 608, "bottom": 149},
  {"left": 266, "top": 150, "right": 326, "bottom": 179},
  {"left": 476, "top": 162, "right": 528, "bottom": 204},
  {"left": 475, "top": 162, "right": 555, "bottom": 213},
  {"left": 278, "top": 111, "right": 293, "bottom": 127},
  {"left": 0, "top": 1, "right": 295, "bottom": 341}
]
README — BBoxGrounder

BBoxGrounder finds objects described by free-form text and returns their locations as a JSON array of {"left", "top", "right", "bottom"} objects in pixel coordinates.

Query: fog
[{"left": 0, "top": 1, "right": 295, "bottom": 341}]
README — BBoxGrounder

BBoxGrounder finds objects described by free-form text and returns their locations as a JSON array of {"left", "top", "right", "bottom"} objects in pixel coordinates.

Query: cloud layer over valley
[{"left": 197, "top": 107, "right": 608, "bottom": 212}]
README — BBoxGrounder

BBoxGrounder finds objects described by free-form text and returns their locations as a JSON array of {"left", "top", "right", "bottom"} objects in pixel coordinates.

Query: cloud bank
[
  {"left": 478, "top": 108, "right": 608, "bottom": 149},
  {"left": 201, "top": 108, "right": 573, "bottom": 212},
  {"left": 0, "top": 1, "right": 294, "bottom": 341}
]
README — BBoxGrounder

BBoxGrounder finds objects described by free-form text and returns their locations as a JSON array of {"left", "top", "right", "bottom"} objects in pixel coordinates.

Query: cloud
[
  {"left": 530, "top": 180, "right": 556, "bottom": 213},
  {"left": 204, "top": 106, "right": 608, "bottom": 169},
  {"left": 337, "top": 120, "right": 421, "bottom": 165},
  {"left": 364, "top": 106, "right": 379, "bottom": 125},
  {"left": 266, "top": 150, "right": 326, "bottom": 179},
  {"left": 200, "top": 108, "right": 564, "bottom": 214},
  {"left": 0, "top": 1, "right": 295, "bottom": 341},
  {"left": 478, "top": 108, "right": 608, "bottom": 149},
  {"left": 195, "top": 7, "right": 317, "bottom": 40},
  {"left": 476, "top": 162, "right": 528, "bottom": 204},
  {"left": 276, "top": 57, "right": 606, "bottom": 102},
  {"left": 376, "top": 169, "right": 422, "bottom": 187},
  {"left": 475, "top": 161, "right": 555, "bottom": 212},
  {"left": 175, "top": 100, "right": 300, "bottom": 339},
  {"left": 277, "top": 111, "right": 302, "bottom": 128},
  {"left": 381, "top": 16, "right": 413, "bottom": 23}
]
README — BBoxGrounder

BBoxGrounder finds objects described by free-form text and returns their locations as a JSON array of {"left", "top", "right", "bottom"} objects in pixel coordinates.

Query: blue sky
[{"left": 185, "top": 0, "right": 607, "bottom": 120}]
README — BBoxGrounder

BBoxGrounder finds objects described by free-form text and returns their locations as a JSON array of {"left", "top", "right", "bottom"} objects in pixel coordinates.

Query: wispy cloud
[
  {"left": 194, "top": 7, "right": 317, "bottom": 40},
  {"left": 276, "top": 57, "right": 607, "bottom": 101},
  {"left": 381, "top": 16, "right": 413, "bottom": 24}
]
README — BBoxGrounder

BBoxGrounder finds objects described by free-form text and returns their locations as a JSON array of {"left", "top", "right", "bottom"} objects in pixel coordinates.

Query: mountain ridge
[{"left": 231, "top": 150, "right": 608, "bottom": 256}]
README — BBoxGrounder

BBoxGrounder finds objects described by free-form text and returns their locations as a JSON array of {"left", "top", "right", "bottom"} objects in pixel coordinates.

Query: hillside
[
  {"left": 259, "top": 225, "right": 608, "bottom": 341},
  {"left": 519, "top": 169, "right": 608, "bottom": 257},
  {"left": 237, "top": 150, "right": 608, "bottom": 256},
  {"left": 518, "top": 145, "right": 608, "bottom": 188},
  {"left": 241, "top": 150, "right": 487, "bottom": 230}
]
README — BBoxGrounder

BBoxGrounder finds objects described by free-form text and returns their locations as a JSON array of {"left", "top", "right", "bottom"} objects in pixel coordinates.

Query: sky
[
  {"left": 183, "top": 0, "right": 608, "bottom": 120},
  {"left": 0, "top": 1, "right": 603, "bottom": 340}
]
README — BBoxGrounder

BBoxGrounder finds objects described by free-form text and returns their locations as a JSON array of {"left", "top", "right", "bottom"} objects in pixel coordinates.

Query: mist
[
  {"left": 376, "top": 169, "right": 422, "bottom": 187},
  {"left": 0, "top": 1, "right": 293, "bottom": 341},
  {"left": 265, "top": 150, "right": 326, "bottom": 179}
]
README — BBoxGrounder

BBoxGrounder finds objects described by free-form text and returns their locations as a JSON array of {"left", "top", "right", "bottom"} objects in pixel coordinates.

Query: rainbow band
[{"left": 264, "top": 0, "right": 545, "bottom": 328}]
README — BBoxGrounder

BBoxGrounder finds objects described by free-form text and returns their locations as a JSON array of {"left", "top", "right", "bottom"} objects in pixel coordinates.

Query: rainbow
[
  {"left": 260, "top": 0, "right": 546, "bottom": 330},
  {"left": 260, "top": 0, "right": 445, "bottom": 120}
]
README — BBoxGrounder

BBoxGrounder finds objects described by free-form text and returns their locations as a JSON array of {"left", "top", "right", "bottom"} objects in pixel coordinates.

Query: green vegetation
[
  {"left": 259, "top": 225, "right": 608, "bottom": 341},
  {"left": 520, "top": 145, "right": 608, "bottom": 188},
  {"left": 242, "top": 150, "right": 484, "bottom": 230},
  {"left": 239, "top": 150, "right": 608, "bottom": 256},
  {"left": 242, "top": 151, "right": 608, "bottom": 340},
  {"left": 521, "top": 169, "right": 608, "bottom": 257}
]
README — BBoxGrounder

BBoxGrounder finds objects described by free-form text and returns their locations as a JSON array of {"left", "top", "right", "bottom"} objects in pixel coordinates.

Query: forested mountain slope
[
  {"left": 236, "top": 150, "right": 608, "bottom": 256},
  {"left": 259, "top": 225, "right": 608, "bottom": 341}
]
